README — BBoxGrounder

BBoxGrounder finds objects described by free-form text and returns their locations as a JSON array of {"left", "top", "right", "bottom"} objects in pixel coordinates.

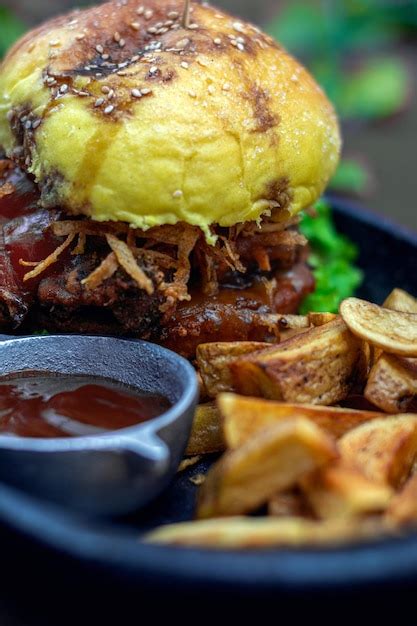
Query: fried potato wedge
[
  {"left": 369, "top": 289, "right": 417, "bottom": 365},
  {"left": 268, "top": 490, "right": 312, "bottom": 518},
  {"left": 145, "top": 516, "right": 385, "bottom": 548},
  {"left": 197, "top": 418, "right": 337, "bottom": 518},
  {"left": 363, "top": 291, "right": 417, "bottom": 412},
  {"left": 301, "top": 464, "right": 393, "bottom": 520},
  {"left": 218, "top": 393, "right": 383, "bottom": 448},
  {"left": 277, "top": 313, "right": 336, "bottom": 342},
  {"left": 308, "top": 312, "right": 338, "bottom": 326},
  {"left": 386, "top": 473, "right": 417, "bottom": 526},
  {"left": 339, "top": 415, "right": 417, "bottom": 487},
  {"left": 365, "top": 353, "right": 417, "bottom": 414},
  {"left": 383, "top": 288, "right": 417, "bottom": 314},
  {"left": 230, "top": 318, "right": 369, "bottom": 405},
  {"left": 340, "top": 298, "right": 417, "bottom": 357},
  {"left": 276, "top": 314, "right": 310, "bottom": 330},
  {"left": 196, "top": 341, "right": 271, "bottom": 398},
  {"left": 185, "top": 403, "right": 224, "bottom": 456}
]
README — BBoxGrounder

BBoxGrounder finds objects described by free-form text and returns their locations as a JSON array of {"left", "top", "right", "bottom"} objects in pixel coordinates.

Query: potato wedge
[
  {"left": 275, "top": 314, "right": 310, "bottom": 330},
  {"left": 145, "top": 516, "right": 385, "bottom": 548},
  {"left": 197, "top": 418, "right": 337, "bottom": 518},
  {"left": 365, "top": 353, "right": 417, "bottom": 414},
  {"left": 230, "top": 318, "right": 369, "bottom": 405},
  {"left": 364, "top": 290, "right": 417, "bottom": 412},
  {"left": 279, "top": 328, "right": 312, "bottom": 342},
  {"left": 308, "top": 312, "right": 338, "bottom": 326},
  {"left": 386, "top": 473, "right": 417, "bottom": 526},
  {"left": 370, "top": 289, "right": 417, "bottom": 365},
  {"left": 383, "top": 288, "right": 417, "bottom": 314},
  {"left": 196, "top": 341, "right": 271, "bottom": 398},
  {"left": 339, "top": 415, "right": 417, "bottom": 487},
  {"left": 185, "top": 403, "right": 224, "bottom": 456},
  {"left": 218, "top": 393, "right": 383, "bottom": 448},
  {"left": 268, "top": 490, "right": 312, "bottom": 518},
  {"left": 301, "top": 464, "right": 393, "bottom": 520},
  {"left": 340, "top": 298, "right": 417, "bottom": 357}
]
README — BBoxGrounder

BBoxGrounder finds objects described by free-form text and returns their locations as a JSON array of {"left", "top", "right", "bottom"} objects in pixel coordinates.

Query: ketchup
[{"left": 0, "top": 376, "right": 171, "bottom": 438}]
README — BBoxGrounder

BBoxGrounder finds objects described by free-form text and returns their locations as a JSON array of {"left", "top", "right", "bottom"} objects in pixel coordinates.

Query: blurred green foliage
[
  {"left": 0, "top": 6, "right": 26, "bottom": 58},
  {"left": 329, "top": 158, "right": 371, "bottom": 196},
  {"left": 339, "top": 56, "right": 409, "bottom": 119},
  {"left": 267, "top": 0, "right": 413, "bottom": 121},
  {"left": 268, "top": 1, "right": 415, "bottom": 200}
]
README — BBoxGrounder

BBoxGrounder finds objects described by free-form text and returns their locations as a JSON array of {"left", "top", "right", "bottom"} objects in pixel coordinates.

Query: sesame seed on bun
[{"left": 0, "top": 0, "right": 340, "bottom": 239}]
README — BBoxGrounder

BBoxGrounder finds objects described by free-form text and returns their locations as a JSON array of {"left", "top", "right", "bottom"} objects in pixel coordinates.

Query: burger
[{"left": 0, "top": 0, "right": 340, "bottom": 358}]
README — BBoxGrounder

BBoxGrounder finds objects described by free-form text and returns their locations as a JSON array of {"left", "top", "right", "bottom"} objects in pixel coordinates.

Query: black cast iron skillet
[{"left": 0, "top": 197, "right": 416, "bottom": 605}]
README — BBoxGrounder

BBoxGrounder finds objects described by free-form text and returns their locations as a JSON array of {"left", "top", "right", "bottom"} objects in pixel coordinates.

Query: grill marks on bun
[
  {"left": 0, "top": 0, "right": 341, "bottom": 233},
  {"left": 7, "top": 1, "right": 278, "bottom": 125}
]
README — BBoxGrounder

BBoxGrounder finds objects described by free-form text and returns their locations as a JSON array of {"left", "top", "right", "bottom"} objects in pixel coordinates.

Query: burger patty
[
  {"left": 158, "top": 262, "right": 314, "bottom": 357},
  {"left": 0, "top": 239, "right": 314, "bottom": 358},
  {"left": 0, "top": 160, "right": 315, "bottom": 357},
  {"left": 31, "top": 257, "right": 313, "bottom": 357}
]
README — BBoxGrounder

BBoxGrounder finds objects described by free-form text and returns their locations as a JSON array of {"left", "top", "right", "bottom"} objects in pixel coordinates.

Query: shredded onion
[
  {"left": 0, "top": 183, "right": 14, "bottom": 199},
  {"left": 18, "top": 211, "right": 306, "bottom": 308},
  {"left": 105, "top": 233, "right": 154, "bottom": 295},
  {"left": 72, "top": 232, "right": 86, "bottom": 255},
  {"left": 21, "top": 234, "right": 75, "bottom": 282},
  {"left": 81, "top": 252, "right": 118, "bottom": 290}
]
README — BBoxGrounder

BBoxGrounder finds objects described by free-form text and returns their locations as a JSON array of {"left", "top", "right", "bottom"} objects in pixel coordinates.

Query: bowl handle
[{"left": 0, "top": 430, "right": 172, "bottom": 517}]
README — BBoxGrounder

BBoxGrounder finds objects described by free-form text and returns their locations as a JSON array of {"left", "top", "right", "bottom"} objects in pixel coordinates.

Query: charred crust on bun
[{"left": 0, "top": 3, "right": 341, "bottom": 348}]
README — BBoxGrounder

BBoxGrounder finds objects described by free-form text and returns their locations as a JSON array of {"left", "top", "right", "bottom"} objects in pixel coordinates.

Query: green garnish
[{"left": 299, "top": 200, "right": 363, "bottom": 313}]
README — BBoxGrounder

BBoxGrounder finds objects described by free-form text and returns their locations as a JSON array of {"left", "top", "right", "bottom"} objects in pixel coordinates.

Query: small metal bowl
[{"left": 0, "top": 334, "right": 199, "bottom": 517}]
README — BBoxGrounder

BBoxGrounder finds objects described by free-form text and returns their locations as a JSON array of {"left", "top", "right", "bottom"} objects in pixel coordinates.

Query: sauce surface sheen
[{"left": 0, "top": 375, "right": 170, "bottom": 438}]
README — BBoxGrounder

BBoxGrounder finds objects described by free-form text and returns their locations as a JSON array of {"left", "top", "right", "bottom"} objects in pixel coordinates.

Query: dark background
[{"left": 2, "top": 0, "right": 416, "bottom": 231}]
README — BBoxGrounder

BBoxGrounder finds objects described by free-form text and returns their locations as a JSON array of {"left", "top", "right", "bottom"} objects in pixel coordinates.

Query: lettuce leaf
[{"left": 299, "top": 200, "right": 363, "bottom": 313}]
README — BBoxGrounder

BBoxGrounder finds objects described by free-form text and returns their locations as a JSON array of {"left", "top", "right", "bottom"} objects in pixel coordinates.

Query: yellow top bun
[{"left": 0, "top": 0, "right": 340, "bottom": 238}]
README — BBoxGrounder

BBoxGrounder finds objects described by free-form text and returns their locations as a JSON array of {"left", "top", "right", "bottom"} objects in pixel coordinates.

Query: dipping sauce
[{"left": 0, "top": 375, "right": 171, "bottom": 438}]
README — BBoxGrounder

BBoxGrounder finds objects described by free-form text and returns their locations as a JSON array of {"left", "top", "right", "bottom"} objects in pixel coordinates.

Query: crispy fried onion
[
  {"left": 19, "top": 234, "right": 75, "bottom": 282},
  {"left": 105, "top": 233, "right": 154, "bottom": 295},
  {"left": 18, "top": 211, "right": 306, "bottom": 307},
  {"left": 81, "top": 252, "right": 118, "bottom": 290},
  {"left": 19, "top": 220, "right": 202, "bottom": 306},
  {"left": 153, "top": 225, "right": 200, "bottom": 308},
  {"left": 72, "top": 232, "right": 86, "bottom": 255},
  {"left": 197, "top": 236, "right": 245, "bottom": 296},
  {"left": 0, "top": 182, "right": 15, "bottom": 199},
  {"left": 232, "top": 213, "right": 301, "bottom": 238}
]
